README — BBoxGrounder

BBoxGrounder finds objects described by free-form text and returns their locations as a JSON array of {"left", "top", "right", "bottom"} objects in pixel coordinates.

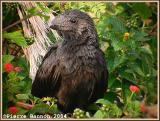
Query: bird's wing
[
  {"left": 89, "top": 49, "right": 108, "bottom": 101},
  {"left": 31, "top": 45, "right": 61, "bottom": 98}
]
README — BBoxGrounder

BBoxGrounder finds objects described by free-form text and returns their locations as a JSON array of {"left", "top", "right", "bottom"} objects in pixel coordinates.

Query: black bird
[{"left": 31, "top": 10, "right": 108, "bottom": 113}]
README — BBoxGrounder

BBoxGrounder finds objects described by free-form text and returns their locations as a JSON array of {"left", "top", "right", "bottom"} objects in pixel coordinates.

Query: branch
[
  {"left": 3, "top": 9, "right": 46, "bottom": 32},
  {"left": 2, "top": 14, "right": 32, "bottom": 32},
  {"left": 16, "top": 101, "right": 34, "bottom": 110},
  {"left": 148, "top": 23, "right": 157, "bottom": 36}
]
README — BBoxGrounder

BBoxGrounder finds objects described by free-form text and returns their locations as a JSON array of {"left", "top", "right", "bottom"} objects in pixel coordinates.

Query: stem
[
  {"left": 121, "top": 80, "right": 126, "bottom": 104},
  {"left": 129, "top": 92, "right": 134, "bottom": 102},
  {"left": 141, "top": 20, "right": 146, "bottom": 31},
  {"left": 3, "top": 6, "right": 44, "bottom": 32},
  {"left": 123, "top": 92, "right": 134, "bottom": 111},
  {"left": 16, "top": 101, "right": 34, "bottom": 110},
  {"left": 2, "top": 14, "right": 32, "bottom": 32}
]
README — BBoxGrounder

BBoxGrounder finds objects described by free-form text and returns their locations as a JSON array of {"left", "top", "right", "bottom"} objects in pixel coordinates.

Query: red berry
[
  {"left": 15, "top": 67, "right": 23, "bottom": 72},
  {"left": 129, "top": 85, "right": 140, "bottom": 93},
  {"left": 4, "top": 63, "right": 14, "bottom": 73},
  {"left": 8, "top": 106, "right": 18, "bottom": 114}
]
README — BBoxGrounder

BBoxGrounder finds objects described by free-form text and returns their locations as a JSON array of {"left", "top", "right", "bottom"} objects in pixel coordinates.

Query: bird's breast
[{"left": 56, "top": 45, "right": 98, "bottom": 77}]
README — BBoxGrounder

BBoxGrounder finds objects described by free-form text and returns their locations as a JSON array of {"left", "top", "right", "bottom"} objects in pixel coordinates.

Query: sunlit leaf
[
  {"left": 3, "top": 31, "right": 28, "bottom": 47},
  {"left": 16, "top": 94, "right": 29, "bottom": 100},
  {"left": 94, "top": 110, "right": 106, "bottom": 118},
  {"left": 95, "top": 99, "right": 111, "bottom": 105}
]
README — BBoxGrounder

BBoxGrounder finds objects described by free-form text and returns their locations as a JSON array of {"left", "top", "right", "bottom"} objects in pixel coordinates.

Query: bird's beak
[
  {"left": 50, "top": 24, "right": 58, "bottom": 30},
  {"left": 50, "top": 18, "right": 59, "bottom": 30}
]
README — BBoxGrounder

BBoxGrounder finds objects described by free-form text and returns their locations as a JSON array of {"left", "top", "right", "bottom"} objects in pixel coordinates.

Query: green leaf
[
  {"left": 106, "top": 16, "right": 126, "bottom": 33},
  {"left": 27, "top": 7, "right": 38, "bottom": 15},
  {"left": 111, "top": 104, "right": 122, "bottom": 117},
  {"left": 126, "top": 101, "right": 141, "bottom": 117},
  {"left": 112, "top": 40, "right": 124, "bottom": 51},
  {"left": 48, "top": 104, "right": 60, "bottom": 113},
  {"left": 16, "top": 57, "right": 30, "bottom": 74},
  {"left": 132, "top": 3, "right": 152, "bottom": 19},
  {"left": 8, "top": 71, "right": 17, "bottom": 79},
  {"left": 17, "top": 73, "right": 27, "bottom": 81},
  {"left": 104, "top": 92, "right": 119, "bottom": 103},
  {"left": 129, "top": 63, "right": 145, "bottom": 77},
  {"left": 95, "top": 99, "right": 111, "bottom": 105},
  {"left": 17, "top": 108, "right": 28, "bottom": 115},
  {"left": 109, "top": 79, "right": 121, "bottom": 90},
  {"left": 29, "top": 103, "right": 50, "bottom": 114},
  {"left": 42, "top": 97, "right": 52, "bottom": 102},
  {"left": 2, "top": 55, "right": 14, "bottom": 64},
  {"left": 112, "top": 54, "right": 126, "bottom": 71},
  {"left": 131, "top": 31, "right": 149, "bottom": 42},
  {"left": 107, "top": 52, "right": 114, "bottom": 73},
  {"left": 94, "top": 110, "right": 106, "bottom": 118},
  {"left": 17, "top": 81, "right": 26, "bottom": 89},
  {"left": 85, "top": 112, "right": 91, "bottom": 118},
  {"left": 3, "top": 31, "right": 28, "bottom": 47},
  {"left": 121, "top": 80, "right": 133, "bottom": 103},
  {"left": 119, "top": 69, "right": 137, "bottom": 83},
  {"left": 37, "top": 13, "right": 50, "bottom": 22},
  {"left": 108, "top": 75, "right": 117, "bottom": 88},
  {"left": 16, "top": 94, "right": 29, "bottom": 100},
  {"left": 140, "top": 45, "right": 153, "bottom": 55},
  {"left": 115, "top": 4, "right": 124, "bottom": 15},
  {"left": 37, "top": 2, "right": 51, "bottom": 13}
]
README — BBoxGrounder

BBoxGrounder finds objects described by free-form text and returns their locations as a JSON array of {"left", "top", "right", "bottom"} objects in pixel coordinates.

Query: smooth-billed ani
[{"left": 31, "top": 10, "right": 108, "bottom": 113}]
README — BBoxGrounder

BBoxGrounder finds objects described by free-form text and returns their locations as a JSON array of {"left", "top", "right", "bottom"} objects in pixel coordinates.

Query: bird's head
[{"left": 50, "top": 10, "right": 98, "bottom": 44}]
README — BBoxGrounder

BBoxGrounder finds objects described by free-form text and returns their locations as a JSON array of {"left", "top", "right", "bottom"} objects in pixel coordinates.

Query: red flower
[
  {"left": 8, "top": 106, "right": 19, "bottom": 114},
  {"left": 15, "top": 67, "right": 23, "bottom": 72},
  {"left": 129, "top": 85, "right": 140, "bottom": 93},
  {"left": 140, "top": 103, "right": 147, "bottom": 113},
  {"left": 4, "top": 63, "right": 14, "bottom": 73}
]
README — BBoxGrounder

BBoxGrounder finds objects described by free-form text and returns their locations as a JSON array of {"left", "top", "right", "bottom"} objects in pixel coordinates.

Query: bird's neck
[{"left": 62, "top": 29, "right": 99, "bottom": 48}]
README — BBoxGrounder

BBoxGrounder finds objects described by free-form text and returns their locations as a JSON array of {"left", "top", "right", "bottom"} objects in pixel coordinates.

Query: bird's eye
[{"left": 70, "top": 18, "right": 77, "bottom": 23}]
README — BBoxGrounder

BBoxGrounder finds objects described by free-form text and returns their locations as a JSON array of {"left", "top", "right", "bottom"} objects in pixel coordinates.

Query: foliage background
[{"left": 2, "top": 2, "right": 158, "bottom": 119}]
